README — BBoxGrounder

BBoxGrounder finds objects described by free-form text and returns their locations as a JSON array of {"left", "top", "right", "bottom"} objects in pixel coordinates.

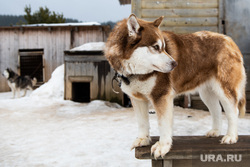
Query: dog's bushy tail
[
  {"left": 32, "top": 77, "right": 37, "bottom": 87},
  {"left": 238, "top": 94, "right": 246, "bottom": 118}
]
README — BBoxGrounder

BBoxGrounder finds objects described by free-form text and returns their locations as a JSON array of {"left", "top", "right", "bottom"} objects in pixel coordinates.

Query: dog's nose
[{"left": 171, "top": 61, "right": 178, "bottom": 68}]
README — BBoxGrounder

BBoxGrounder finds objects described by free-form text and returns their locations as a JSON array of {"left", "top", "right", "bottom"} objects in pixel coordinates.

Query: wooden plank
[
  {"left": 142, "top": 1, "right": 218, "bottom": 9},
  {"left": 74, "top": 62, "right": 81, "bottom": 76},
  {"left": 163, "top": 160, "right": 173, "bottom": 167},
  {"left": 81, "top": 62, "right": 88, "bottom": 76},
  {"left": 141, "top": 8, "right": 218, "bottom": 18},
  {"left": 218, "top": 0, "right": 225, "bottom": 34},
  {"left": 135, "top": 136, "right": 250, "bottom": 160},
  {"left": 104, "top": 61, "right": 112, "bottom": 100},
  {"left": 152, "top": 159, "right": 163, "bottom": 167},
  {"left": 161, "top": 26, "right": 218, "bottom": 34},
  {"left": 145, "top": 17, "right": 218, "bottom": 26},
  {"left": 132, "top": 0, "right": 142, "bottom": 18},
  {"left": 64, "top": 55, "right": 107, "bottom": 62},
  {"left": 69, "top": 76, "right": 93, "bottom": 82}
]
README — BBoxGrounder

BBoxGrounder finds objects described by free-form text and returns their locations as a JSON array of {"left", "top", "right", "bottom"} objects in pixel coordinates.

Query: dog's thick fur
[
  {"left": 104, "top": 14, "right": 246, "bottom": 158},
  {"left": 2, "top": 68, "right": 37, "bottom": 98}
]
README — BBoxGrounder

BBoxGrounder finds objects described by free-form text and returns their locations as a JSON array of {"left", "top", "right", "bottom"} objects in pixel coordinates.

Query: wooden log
[
  {"left": 141, "top": 8, "right": 218, "bottom": 18},
  {"left": 142, "top": 0, "right": 218, "bottom": 9}
]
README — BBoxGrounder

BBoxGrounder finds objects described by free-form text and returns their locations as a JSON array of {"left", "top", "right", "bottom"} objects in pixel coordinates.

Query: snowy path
[{"left": 0, "top": 93, "right": 249, "bottom": 167}]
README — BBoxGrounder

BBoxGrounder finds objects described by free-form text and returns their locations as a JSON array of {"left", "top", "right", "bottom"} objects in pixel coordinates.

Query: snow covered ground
[{"left": 0, "top": 65, "right": 249, "bottom": 167}]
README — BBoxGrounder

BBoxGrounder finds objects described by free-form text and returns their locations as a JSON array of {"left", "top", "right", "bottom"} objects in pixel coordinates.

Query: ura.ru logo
[{"left": 200, "top": 154, "right": 242, "bottom": 162}]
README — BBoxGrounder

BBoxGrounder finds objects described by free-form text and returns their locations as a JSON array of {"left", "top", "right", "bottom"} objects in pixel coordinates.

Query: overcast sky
[{"left": 0, "top": 0, "right": 131, "bottom": 22}]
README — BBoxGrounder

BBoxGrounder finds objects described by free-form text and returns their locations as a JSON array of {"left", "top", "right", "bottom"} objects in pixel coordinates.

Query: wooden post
[{"left": 152, "top": 159, "right": 163, "bottom": 167}]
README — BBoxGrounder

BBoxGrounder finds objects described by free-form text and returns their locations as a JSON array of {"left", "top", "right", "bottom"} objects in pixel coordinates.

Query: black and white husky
[{"left": 2, "top": 68, "right": 37, "bottom": 98}]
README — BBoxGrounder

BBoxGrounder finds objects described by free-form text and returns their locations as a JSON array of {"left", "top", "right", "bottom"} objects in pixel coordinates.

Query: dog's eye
[{"left": 153, "top": 45, "right": 160, "bottom": 51}]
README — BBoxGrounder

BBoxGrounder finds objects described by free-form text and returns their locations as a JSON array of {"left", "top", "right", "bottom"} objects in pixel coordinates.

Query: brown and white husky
[{"left": 104, "top": 14, "right": 246, "bottom": 159}]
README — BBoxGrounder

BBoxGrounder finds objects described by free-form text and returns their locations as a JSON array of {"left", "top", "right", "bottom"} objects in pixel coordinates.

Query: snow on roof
[
  {"left": 70, "top": 42, "right": 105, "bottom": 51},
  {"left": 20, "top": 22, "right": 101, "bottom": 27}
]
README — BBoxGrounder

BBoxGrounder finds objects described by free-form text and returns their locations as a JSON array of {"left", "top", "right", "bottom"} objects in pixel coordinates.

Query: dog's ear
[
  {"left": 153, "top": 16, "right": 164, "bottom": 27},
  {"left": 127, "top": 14, "right": 140, "bottom": 37}
]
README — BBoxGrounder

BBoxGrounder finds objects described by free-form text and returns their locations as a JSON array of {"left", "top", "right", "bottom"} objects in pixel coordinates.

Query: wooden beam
[{"left": 135, "top": 136, "right": 250, "bottom": 160}]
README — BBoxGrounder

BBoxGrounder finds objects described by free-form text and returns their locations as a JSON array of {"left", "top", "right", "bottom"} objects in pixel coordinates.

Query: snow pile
[
  {"left": 70, "top": 42, "right": 105, "bottom": 51},
  {"left": 31, "top": 64, "right": 64, "bottom": 99}
]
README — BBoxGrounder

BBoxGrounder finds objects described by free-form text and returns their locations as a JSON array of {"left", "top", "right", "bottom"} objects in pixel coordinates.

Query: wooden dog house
[{"left": 64, "top": 45, "right": 125, "bottom": 105}]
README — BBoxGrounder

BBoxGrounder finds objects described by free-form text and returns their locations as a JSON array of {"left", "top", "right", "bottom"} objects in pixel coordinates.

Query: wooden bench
[{"left": 135, "top": 136, "right": 250, "bottom": 167}]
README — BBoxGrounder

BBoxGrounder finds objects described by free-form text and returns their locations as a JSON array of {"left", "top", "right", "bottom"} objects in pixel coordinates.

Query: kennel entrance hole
[{"left": 72, "top": 82, "right": 90, "bottom": 103}]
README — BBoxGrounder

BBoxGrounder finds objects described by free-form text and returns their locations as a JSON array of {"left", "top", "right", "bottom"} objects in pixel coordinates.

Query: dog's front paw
[
  {"left": 221, "top": 134, "right": 238, "bottom": 144},
  {"left": 151, "top": 139, "right": 172, "bottom": 159},
  {"left": 131, "top": 136, "right": 151, "bottom": 150},
  {"left": 206, "top": 129, "right": 220, "bottom": 137}
]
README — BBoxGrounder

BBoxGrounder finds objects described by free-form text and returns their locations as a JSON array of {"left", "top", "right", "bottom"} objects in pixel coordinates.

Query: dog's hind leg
[
  {"left": 130, "top": 98, "right": 151, "bottom": 150},
  {"left": 17, "top": 88, "right": 21, "bottom": 98},
  {"left": 22, "top": 89, "right": 27, "bottom": 97},
  {"left": 150, "top": 92, "right": 174, "bottom": 159},
  {"left": 199, "top": 87, "right": 222, "bottom": 137},
  {"left": 219, "top": 96, "right": 239, "bottom": 144}
]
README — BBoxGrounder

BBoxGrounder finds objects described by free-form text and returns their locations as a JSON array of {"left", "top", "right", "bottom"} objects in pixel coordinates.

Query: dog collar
[{"left": 112, "top": 71, "right": 130, "bottom": 94}]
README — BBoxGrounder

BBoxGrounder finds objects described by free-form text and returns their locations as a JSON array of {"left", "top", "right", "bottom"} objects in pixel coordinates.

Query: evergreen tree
[{"left": 24, "top": 5, "right": 66, "bottom": 24}]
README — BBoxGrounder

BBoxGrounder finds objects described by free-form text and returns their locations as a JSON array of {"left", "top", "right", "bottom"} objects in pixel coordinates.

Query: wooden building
[
  {"left": 131, "top": 0, "right": 250, "bottom": 111},
  {"left": 0, "top": 23, "right": 110, "bottom": 92},
  {"left": 64, "top": 47, "right": 125, "bottom": 105},
  {"left": 132, "top": 0, "right": 224, "bottom": 34}
]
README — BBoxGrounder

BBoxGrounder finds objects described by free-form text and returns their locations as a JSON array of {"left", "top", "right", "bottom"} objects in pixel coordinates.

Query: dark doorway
[
  {"left": 19, "top": 49, "right": 44, "bottom": 83},
  {"left": 72, "top": 82, "right": 90, "bottom": 102}
]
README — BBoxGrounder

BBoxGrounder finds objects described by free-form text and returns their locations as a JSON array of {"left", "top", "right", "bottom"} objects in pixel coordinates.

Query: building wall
[
  {"left": 131, "top": 0, "right": 250, "bottom": 111},
  {"left": 132, "top": 0, "right": 223, "bottom": 33},
  {"left": 0, "top": 26, "right": 110, "bottom": 92}
]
